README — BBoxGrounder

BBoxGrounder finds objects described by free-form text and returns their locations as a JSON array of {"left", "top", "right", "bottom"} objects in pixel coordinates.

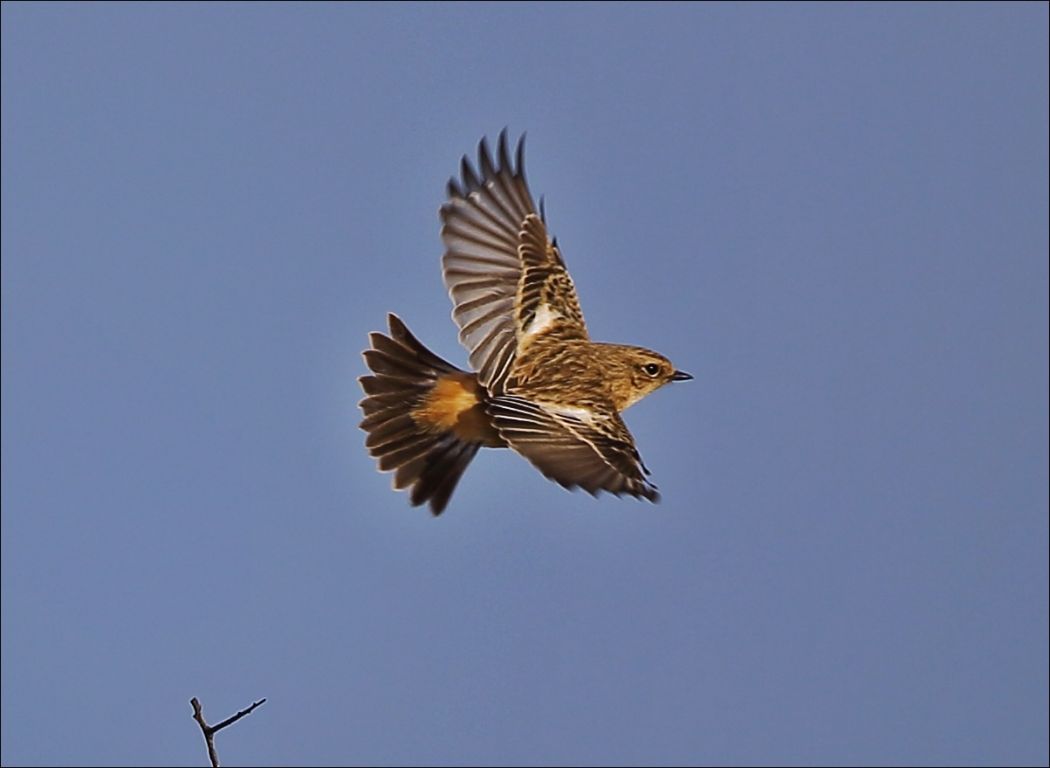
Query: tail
[{"left": 358, "top": 314, "right": 481, "bottom": 516}]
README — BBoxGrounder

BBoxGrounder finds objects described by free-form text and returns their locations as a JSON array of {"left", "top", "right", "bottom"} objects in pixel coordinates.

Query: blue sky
[{"left": 2, "top": 3, "right": 1047, "bottom": 766}]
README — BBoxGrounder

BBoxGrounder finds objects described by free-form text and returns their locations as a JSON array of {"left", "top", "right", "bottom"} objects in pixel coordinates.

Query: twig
[{"left": 190, "top": 696, "right": 266, "bottom": 768}]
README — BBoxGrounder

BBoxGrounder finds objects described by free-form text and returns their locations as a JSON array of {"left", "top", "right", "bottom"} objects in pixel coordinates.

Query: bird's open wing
[
  {"left": 487, "top": 394, "right": 659, "bottom": 502},
  {"left": 441, "top": 131, "right": 588, "bottom": 393}
]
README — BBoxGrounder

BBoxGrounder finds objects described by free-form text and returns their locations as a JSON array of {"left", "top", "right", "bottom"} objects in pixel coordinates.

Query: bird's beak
[{"left": 671, "top": 370, "right": 693, "bottom": 382}]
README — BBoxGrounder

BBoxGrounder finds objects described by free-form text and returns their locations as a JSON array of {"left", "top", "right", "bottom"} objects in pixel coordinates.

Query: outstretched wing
[
  {"left": 441, "top": 131, "right": 588, "bottom": 393},
  {"left": 487, "top": 394, "right": 659, "bottom": 502}
]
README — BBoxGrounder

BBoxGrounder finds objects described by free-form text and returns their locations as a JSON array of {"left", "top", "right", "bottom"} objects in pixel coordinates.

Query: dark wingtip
[
  {"left": 460, "top": 154, "right": 480, "bottom": 190},
  {"left": 478, "top": 135, "right": 495, "bottom": 177},
  {"left": 516, "top": 132, "right": 527, "bottom": 177},
  {"left": 497, "top": 127, "right": 511, "bottom": 171},
  {"left": 387, "top": 313, "right": 406, "bottom": 336}
]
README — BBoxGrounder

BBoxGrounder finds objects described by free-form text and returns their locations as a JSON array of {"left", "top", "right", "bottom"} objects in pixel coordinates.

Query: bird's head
[{"left": 602, "top": 345, "right": 693, "bottom": 411}]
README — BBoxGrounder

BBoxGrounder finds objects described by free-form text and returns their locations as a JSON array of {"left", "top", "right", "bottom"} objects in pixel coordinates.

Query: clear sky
[{"left": 2, "top": 3, "right": 1047, "bottom": 766}]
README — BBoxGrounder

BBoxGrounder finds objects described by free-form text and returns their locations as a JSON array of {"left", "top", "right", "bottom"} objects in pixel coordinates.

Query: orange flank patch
[
  {"left": 418, "top": 375, "right": 480, "bottom": 427},
  {"left": 412, "top": 374, "right": 504, "bottom": 446}
]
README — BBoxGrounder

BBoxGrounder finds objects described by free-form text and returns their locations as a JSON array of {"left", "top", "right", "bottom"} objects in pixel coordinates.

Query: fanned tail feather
[{"left": 358, "top": 314, "right": 480, "bottom": 515}]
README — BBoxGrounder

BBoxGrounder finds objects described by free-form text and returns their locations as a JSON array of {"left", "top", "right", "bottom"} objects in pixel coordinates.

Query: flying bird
[{"left": 359, "top": 131, "right": 692, "bottom": 515}]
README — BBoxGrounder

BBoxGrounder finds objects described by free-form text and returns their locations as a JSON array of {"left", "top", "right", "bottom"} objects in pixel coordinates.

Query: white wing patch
[
  {"left": 524, "top": 303, "right": 560, "bottom": 339},
  {"left": 550, "top": 404, "right": 598, "bottom": 425}
]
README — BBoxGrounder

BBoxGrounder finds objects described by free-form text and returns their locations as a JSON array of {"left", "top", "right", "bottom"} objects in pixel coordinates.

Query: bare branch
[
  {"left": 211, "top": 697, "right": 267, "bottom": 734},
  {"left": 190, "top": 698, "right": 220, "bottom": 768},
  {"left": 190, "top": 696, "right": 266, "bottom": 768}
]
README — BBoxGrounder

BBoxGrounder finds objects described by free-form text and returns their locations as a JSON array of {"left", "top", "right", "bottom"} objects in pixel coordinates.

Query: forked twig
[{"left": 190, "top": 696, "right": 266, "bottom": 767}]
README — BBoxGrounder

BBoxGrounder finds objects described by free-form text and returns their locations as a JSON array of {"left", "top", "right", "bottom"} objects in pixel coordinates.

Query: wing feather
[
  {"left": 487, "top": 395, "right": 659, "bottom": 502},
  {"left": 441, "top": 131, "right": 588, "bottom": 393}
]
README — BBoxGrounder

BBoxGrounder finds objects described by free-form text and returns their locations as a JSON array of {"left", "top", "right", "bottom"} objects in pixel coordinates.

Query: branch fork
[{"left": 190, "top": 696, "right": 266, "bottom": 768}]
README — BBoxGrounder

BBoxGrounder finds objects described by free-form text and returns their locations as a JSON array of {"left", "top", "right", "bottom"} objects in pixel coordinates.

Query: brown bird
[{"left": 359, "top": 131, "right": 692, "bottom": 515}]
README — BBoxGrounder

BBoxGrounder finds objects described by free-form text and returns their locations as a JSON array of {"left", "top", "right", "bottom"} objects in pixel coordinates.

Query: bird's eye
[{"left": 642, "top": 363, "right": 661, "bottom": 377}]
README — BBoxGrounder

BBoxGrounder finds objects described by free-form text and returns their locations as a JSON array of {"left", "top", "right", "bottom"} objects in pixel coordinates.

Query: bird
[{"left": 358, "top": 131, "right": 693, "bottom": 515}]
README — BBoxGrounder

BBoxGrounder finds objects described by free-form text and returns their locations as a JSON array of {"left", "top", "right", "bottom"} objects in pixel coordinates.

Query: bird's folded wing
[
  {"left": 487, "top": 395, "right": 659, "bottom": 502},
  {"left": 441, "top": 131, "right": 587, "bottom": 394}
]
